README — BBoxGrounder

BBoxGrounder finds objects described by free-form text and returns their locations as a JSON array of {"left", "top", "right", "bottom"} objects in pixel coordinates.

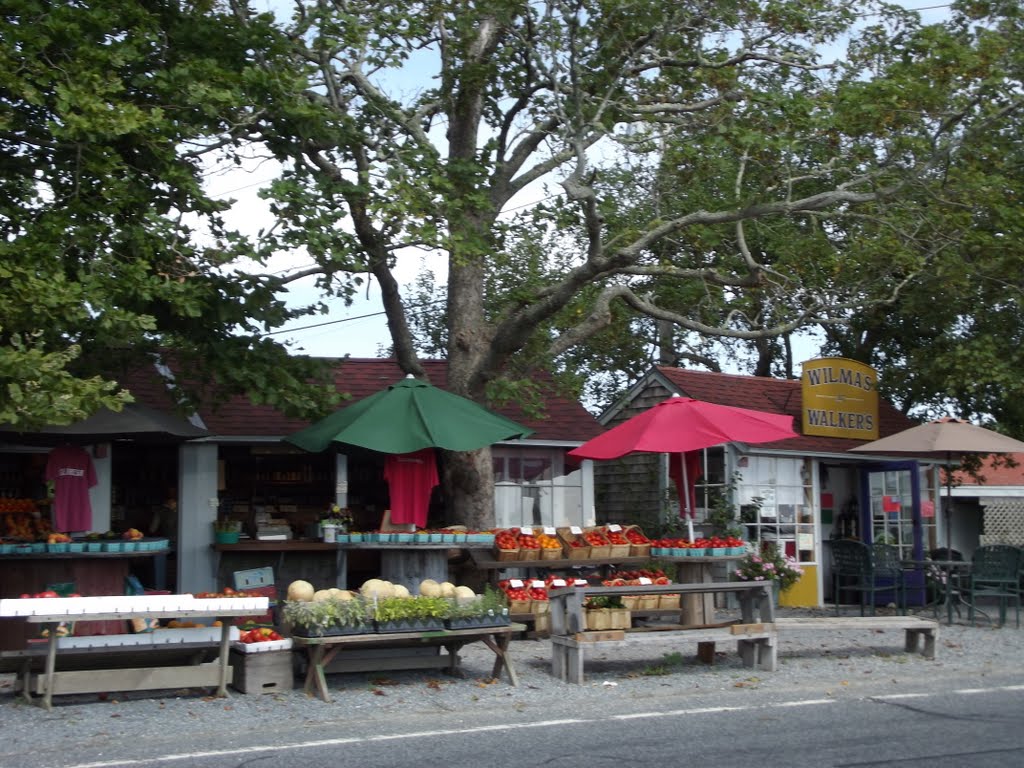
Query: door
[{"left": 860, "top": 462, "right": 925, "bottom": 605}]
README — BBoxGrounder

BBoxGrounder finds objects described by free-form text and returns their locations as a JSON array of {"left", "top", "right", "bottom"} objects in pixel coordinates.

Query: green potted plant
[
  {"left": 372, "top": 595, "right": 451, "bottom": 633},
  {"left": 283, "top": 596, "right": 372, "bottom": 637},
  {"left": 213, "top": 519, "right": 242, "bottom": 544},
  {"left": 446, "top": 585, "right": 510, "bottom": 629}
]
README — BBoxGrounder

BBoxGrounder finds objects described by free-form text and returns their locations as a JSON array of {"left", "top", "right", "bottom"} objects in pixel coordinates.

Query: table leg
[
  {"left": 42, "top": 623, "right": 58, "bottom": 711},
  {"left": 482, "top": 632, "right": 518, "bottom": 687},
  {"left": 215, "top": 619, "right": 232, "bottom": 697},
  {"left": 304, "top": 645, "right": 341, "bottom": 702}
]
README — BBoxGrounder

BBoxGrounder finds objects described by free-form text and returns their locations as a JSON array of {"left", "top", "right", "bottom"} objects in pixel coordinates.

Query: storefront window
[
  {"left": 736, "top": 456, "right": 816, "bottom": 564},
  {"left": 492, "top": 448, "right": 583, "bottom": 529}
]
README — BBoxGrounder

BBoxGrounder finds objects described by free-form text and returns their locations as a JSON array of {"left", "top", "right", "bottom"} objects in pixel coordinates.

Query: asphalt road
[{"left": 38, "top": 675, "right": 1024, "bottom": 768}]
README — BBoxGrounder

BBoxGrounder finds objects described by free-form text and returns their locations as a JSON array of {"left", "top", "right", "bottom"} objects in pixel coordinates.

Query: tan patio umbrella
[{"left": 850, "top": 418, "right": 1024, "bottom": 550}]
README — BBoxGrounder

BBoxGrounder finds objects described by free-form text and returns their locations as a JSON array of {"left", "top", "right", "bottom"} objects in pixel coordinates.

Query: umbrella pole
[
  {"left": 681, "top": 453, "right": 694, "bottom": 542},
  {"left": 943, "top": 452, "right": 953, "bottom": 552}
]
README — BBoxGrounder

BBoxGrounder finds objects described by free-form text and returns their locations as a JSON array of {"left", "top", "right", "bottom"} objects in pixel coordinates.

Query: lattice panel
[{"left": 978, "top": 497, "right": 1024, "bottom": 546}]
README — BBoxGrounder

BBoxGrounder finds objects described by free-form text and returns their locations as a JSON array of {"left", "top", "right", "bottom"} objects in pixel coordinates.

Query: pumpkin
[
  {"left": 360, "top": 578, "right": 395, "bottom": 598},
  {"left": 453, "top": 585, "right": 476, "bottom": 605},
  {"left": 328, "top": 588, "right": 354, "bottom": 601},
  {"left": 419, "top": 579, "right": 442, "bottom": 598},
  {"left": 286, "top": 580, "right": 315, "bottom": 602},
  {"left": 313, "top": 589, "right": 333, "bottom": 602},
  {"left": 439, "top": 581, "right": 457, "bottom": 599},
  {"left": 392, "top": 584, "right": 411, "bottom": 599}
]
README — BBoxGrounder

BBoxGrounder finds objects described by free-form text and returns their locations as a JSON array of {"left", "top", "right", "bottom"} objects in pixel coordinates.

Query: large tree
[
  {"left": 230, "top": 0, "right": 1022, "bottom": 526},
  {"left": 0, "top": 0, "right": 337, "bottom": 429},
  {"left": 4, "top": 1, "right": 1022, "bottom": 527}
]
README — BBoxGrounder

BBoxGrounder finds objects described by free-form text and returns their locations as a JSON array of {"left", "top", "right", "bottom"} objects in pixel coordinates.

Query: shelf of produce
[
  {"left": 0, "top": 549, "right": 171, "bottom": 651},
  {"left": 0, "top": 595, "right": 269, "bottom": 710}
]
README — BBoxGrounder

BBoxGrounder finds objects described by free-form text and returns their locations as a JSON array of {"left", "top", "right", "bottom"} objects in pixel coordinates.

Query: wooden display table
[
  {"left": 547, "top": 582, "right": 775, "bottom": 684},
  {"left": 468, "top": 550, "right": 745, "bottom": 625},
  {"left": 0, "top": 547, "right": 170, "bottom": 650},
  {"left": 292, "top": 622, "right": 525, "bottom": 702},
  {"left": 0, "top": 594, "right": 268, "bottom": 710}
]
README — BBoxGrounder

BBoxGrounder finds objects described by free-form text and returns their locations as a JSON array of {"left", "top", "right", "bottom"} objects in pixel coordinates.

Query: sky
[{"left": 209, "top": 2, "right": 955, "bottom": 365}]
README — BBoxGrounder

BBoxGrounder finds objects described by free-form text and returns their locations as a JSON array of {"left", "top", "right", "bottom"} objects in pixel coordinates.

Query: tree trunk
[{"left": 442, "top": 446, "right": 495, "bottom": 530}]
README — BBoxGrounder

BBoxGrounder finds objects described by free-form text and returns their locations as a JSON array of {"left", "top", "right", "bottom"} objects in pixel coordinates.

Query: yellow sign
[{"left": 801, "top": 358, "right": 879, "bottom": 439}]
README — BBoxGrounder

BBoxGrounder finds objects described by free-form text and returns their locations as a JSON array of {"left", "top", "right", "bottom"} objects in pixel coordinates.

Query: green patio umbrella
[{"left": 286, "top": 375, "right": 533, "bottom": 454}]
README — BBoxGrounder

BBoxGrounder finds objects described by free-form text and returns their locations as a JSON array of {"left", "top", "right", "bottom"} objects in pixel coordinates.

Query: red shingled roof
[
  {"left": 652, "top": 367, "right": 916, "bottom": 454},
  {"left": 953, "top": 454, "right": 1024, "bottom": 487},
  {"left": 123, "top": 358, "right": 602, "bottom": 443}
]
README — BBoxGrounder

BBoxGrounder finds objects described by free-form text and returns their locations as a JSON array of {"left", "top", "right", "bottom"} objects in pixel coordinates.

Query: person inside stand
[{"left": 148, "top": 488, "right": 178, "bottom": 543}]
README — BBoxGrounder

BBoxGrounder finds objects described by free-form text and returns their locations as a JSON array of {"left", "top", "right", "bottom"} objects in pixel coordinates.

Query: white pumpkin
[
  {"left": 419, "top": 580, "right": 442, "bottom": 598},
  {"left": 392, "top": 584, "right": 411, "bottom": 599},
  {"left": 439, "top": 581, "right": 457, "bottom": 599},
  {"left": 360, "top": 579, "right": 395, "bottom": 598},
  {"left": 329, "top": 588, "right": 354, "bottom": 601},
  {"left": 313, "top": 589, "right": 333, "bottom": 602},
  {"left": 286, "top": 580, "right": 315, "bottom": 602},
  {"left": 453, "top": 585, "right": 476, "bottom": 605}
]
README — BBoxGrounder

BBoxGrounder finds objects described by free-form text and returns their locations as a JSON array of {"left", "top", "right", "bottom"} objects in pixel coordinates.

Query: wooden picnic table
[
  {"left": 547, "top": 582, "right": 775, "bottom": 684},
  {"left": 291, "top": 622, "right": 525, "bottom": 702}
]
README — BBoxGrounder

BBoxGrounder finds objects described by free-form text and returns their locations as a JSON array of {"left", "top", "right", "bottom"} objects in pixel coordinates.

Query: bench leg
[
  {"left": 921, "top": 630, "right": 937, "bottom": 660},
  {"left": 566, "top": 645, "right": 584, "bottom": 685},
  {"left": 904, "top": 629, "right": 921, "bottom": 655},
  {"left": 697, "top": 642, "right": 716, "bottom": 665},
  {"left": 551, "top": 642, "right": 567, "bottom": 682}
]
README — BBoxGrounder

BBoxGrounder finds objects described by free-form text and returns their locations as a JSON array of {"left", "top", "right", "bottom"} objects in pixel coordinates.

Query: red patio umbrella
[{"left": 569, "top": 395, "right": 799, "bottom": 539}]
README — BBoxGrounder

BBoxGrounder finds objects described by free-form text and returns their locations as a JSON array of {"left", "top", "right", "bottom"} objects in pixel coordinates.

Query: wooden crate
[{"left": 229, "top": 648, "right": 295, "bottom": 695}]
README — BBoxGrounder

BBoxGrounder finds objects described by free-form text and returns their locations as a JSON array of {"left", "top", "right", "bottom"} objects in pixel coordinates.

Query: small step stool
[{"left": 229, "top": 648, "right": 295, "bottom": 694}]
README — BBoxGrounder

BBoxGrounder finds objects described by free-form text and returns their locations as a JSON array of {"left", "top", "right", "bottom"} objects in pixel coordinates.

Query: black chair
[
  {"left": 871, "top": 543, "right": 907, "bottom": 614},
  {"left": 829, "top": 540, "right": 882, "bottom": 616},
  {"left": 968, "top": 545, "right": 1022, "bottom": 628}
]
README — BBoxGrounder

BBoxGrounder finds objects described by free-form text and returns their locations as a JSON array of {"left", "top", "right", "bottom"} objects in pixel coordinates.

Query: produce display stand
[
  {"left": 468, "top": 551, "right": 746, "bottom": 626},
  {"left": 292, "top": 622, "right": 526, "bottom": 702},
  {"left": 0, "top": 594, "right": 268, "bottom": 710},
  {"left": 547, "top": 582, "right": 776, "bottom": 684},
  {"left": 0, "top": 546, "right": 170, "bottom": 650}
]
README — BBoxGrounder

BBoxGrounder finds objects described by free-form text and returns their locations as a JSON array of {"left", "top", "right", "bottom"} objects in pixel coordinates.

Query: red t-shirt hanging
[
  {"left": 45, "top": 444, "right": 97, "bottom": 533},
  {"left": 384, "top": 449, "right": 439, "bottom": 528}
]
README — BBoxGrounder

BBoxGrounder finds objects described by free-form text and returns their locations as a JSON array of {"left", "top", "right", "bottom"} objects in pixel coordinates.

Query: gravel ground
[{"left": 1, "top": 604, "right": 1022, "bottom": 764}]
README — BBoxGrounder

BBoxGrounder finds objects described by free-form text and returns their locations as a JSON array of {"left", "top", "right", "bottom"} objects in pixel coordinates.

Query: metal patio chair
[
  {"left": 828, "top": 539, "right": 882, "bottom": 616},
  {"left": 968, "top": 544, "right": 1022, "bottom": 628},
  {"left": 871, "top": 543, "right": 908, "bottom": 614}
]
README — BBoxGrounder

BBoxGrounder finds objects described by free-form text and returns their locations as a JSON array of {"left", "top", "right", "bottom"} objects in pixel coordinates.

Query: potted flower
[
  {"left": 283, "top": 595, "right": 371, "bottom": 637},
  {"left": 733, "top": 545, "right": 804, "bottom": 603},
  {"left": 213, "top": 519, "right": 242, "bottom": 544},
  {"left": 321, "top": 505, "right": 354, "bottom": 542}
]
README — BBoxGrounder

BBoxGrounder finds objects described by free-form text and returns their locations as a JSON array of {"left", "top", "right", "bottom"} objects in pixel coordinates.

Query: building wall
[{"left": 593, "top": 382, "right": 673, "bottom": 530}]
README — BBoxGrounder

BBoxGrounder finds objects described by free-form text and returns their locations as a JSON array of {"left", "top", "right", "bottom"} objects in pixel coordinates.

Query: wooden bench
[
  {"left": 775, "top": 615, "right": 939, "bottom": 658},
  {"left": 291, "top": 622, "right": 525, "bottom": 702},
  {"left": 0, "top": 594, "right": 268, "bottom": 710},
  {"left": 548, "top": 582, "right": 776, "bottom": 684}
]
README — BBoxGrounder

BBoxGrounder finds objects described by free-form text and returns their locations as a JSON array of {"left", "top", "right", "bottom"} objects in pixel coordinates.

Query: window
[
  {"left": 736, "top": 456, "right": 816, "bottom": 564},
  {"left": 492, "top": 448, "right": 583, "bottom": 529}
]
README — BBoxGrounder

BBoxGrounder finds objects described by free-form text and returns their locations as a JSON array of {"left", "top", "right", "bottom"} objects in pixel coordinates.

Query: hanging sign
[{"left": 801, "top": 357, "right": 879, "bottom": 440}]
